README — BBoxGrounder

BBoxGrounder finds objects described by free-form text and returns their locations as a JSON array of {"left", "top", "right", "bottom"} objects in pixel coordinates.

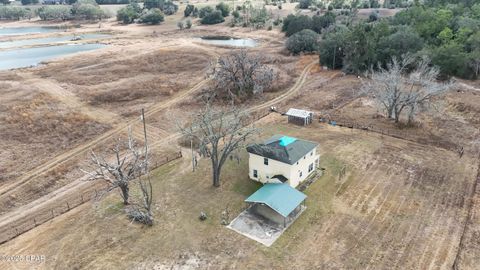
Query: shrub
[
  {"left": 184, "top": 4, "right": 194, "bottom": 17},
  {"left": 215, "top": 2, "right": 230, "bottom": 17},
  {"left": 0, "top": 6, "right": 32, "bottom": 20},
  {"left": 232, "top": 10, "right": 239, "bottom": 19},
  {"left": 140, "top": 8, "right": 164, "bottom": 24},
  {"left": 368, "top": 11, "right": 379, "bottom": 22},
  {"left": 177, "top": 20, "right": 184, "bottom": 29},
  {"left": 116, "top": 3, "right": 141, "bottom": 24},
  {"left": 21, "top": 0, "right": 39, "bottom": 5},
  {"left": 286, "top": 29, "right": 319, "bottom": 54},
  {"left": 201, "top": 10, "right": 224, "bottom": 24},
  {"left": 312, "top": 11, "right": 335, "bottom": 33},
  {"left": 37, "top": 6, "right": 71, "bottom": 21},
  {"left": 95, "top": 0, "right": 129, "bottom": 4},
  {"left": 249, "top": 7, "right": 269, "bottom": 28},
  {"left": 72, "top": 0, "right": 107, "bottom": 20},
  {"left": 199, "top": 6, "right": 213, "bottom": 18},
  {"left": 284, "top": 15, "right": 312, "bottom": 36},
  {"left": 185, "top": 18, "right": 192, "bottom": 28},
  {"left": 144, "top": 0, "right": 177, "bottom": 15},
  {"left": 298, "top": 0, "right": 311, "bottom": 9}
]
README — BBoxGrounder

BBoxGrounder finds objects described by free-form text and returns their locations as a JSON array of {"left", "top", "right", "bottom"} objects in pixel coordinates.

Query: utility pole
[
  {"left": 141, "top": 108, "right": 148, "bottom": 172},
  {"left": 191, "top": 139, "right": 195, "bottom": 172}
]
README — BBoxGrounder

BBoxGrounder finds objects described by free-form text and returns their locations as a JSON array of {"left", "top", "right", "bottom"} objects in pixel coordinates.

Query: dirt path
[
  {"left": 19, "top": 73, "right": 120, "bottom": 124},
  {"left": 0, "top": 60, "right": 322, "bottom": 238},
  {"left": 0, "top": 77, "right": 210, "bottom": 199},
  {"left": 459, "top": 82, "right": 480, "bottom": 92}
]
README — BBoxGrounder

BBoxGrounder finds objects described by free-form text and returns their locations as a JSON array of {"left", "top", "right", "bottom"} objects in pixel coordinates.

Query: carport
[{"left": 245, "top": 183, "right": 307, "bottom": 227}]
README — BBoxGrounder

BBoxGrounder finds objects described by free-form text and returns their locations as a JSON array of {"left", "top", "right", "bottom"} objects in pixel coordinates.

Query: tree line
[{"left": 284, "top": 2, "right": 479, "bottom": 79}]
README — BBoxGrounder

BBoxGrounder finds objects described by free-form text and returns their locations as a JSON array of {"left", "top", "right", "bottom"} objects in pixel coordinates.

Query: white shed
[{"left": 286, "top": 108, "right": 314, "bottom": 126}]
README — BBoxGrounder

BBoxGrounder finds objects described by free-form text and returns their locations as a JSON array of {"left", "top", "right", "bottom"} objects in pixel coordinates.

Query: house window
[
  {"left": 311, "top": 152, "right": 313, "bottom": 156},
  {"left": 299, "top": 171, "right": 303, "bottom": 178},
  {"left": 297, "top": 161, "right": 299, "bottom": 165},
  {"left": 264, "top": 158, "right": 269, "bottom": 165},
  {"left": 304, "top": 156, "right": 306, "bottom": 159},
  {"left": 253, "top": 170, "right": 258, "bottom": 178},
  {"left": 308, "top": 163, "right": 313, "bottom": 172}
]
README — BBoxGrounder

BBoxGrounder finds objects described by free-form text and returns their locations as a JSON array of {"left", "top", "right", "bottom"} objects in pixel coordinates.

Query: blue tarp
[
  {"left": 279, "top": 136, "right": 297, "bottom": 147},
  {"left": 245, "top": 183, "right": 307, "bottom": 217}
]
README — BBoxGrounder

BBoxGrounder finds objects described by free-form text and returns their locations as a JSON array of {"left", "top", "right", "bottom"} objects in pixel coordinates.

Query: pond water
[
  {"left": 0, "top": 27, "right": 60, "bottom": 36},
  {"left": 0, "top": 34, "right": 111, "bottom": 49},
  {"left": 0, "top": 43, "right": 106, "bottom": 70},
  {"left": 199, "top": 36, "right": 257, "bottom": 47}
]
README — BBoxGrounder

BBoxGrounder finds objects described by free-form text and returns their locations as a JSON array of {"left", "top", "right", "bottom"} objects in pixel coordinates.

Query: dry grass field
[
  {"left": 0, "top": 117, "right": 477, "bottom": 269},
  {"left": 0, "top": 4, "right": 479, "bottom": 269}
]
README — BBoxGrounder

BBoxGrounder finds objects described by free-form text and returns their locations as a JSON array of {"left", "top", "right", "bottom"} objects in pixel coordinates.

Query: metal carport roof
[{"left": 245, "top": 183, "right": 307, "bottom": 217}]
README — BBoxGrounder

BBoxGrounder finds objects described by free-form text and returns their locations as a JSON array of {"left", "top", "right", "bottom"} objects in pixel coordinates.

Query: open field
[
  {"left": 0, "top": 3, "right": 479, "bottom": 269},
  {"left": 0, "top": 116, "right": 478, "bottom": 269}
]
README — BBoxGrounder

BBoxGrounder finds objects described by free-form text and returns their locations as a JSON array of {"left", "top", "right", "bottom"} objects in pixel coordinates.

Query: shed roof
[
  {"left": 246, "top": 135, "right": 318, "bottom": 165},
  {"left": 245, "top": 183, "right": 307, "bottom": 217},
  {"left": 286, "top": 108, "right": 313, "bottom": 118}
]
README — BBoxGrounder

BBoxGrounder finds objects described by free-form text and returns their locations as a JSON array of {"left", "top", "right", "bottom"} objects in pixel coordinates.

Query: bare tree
[
  {"left": 363, "top": 54, "right": 452, "bottom": 124},
  {"left": 85, "top": 130, "right": 147, "bottom": 205},
  {"left": 210, "top": 49, "right": 277, "bottom": 99},
  {"left": 126, "top": 176, "right": 154, "bottom": 226},
  {"left": 180, "top": 101, "right": 258, "bottom": 187}
]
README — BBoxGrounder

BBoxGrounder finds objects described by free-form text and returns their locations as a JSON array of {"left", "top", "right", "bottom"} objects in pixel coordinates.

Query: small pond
[
  {"left": 0, "top": 43, "right": 106, "bottom": 70},
  {"left": 199, "top": 36, "right": 257, "bottom": 47},
  {"left": 0, "top": 34, "right": 111, "bottom": 49},
  {"left": 0, "top": 27, "right": 60, "bottom": 36}
]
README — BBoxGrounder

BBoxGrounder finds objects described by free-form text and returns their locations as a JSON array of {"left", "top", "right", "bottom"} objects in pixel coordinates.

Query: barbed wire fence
[{"left": 0, "top": 151, "right": 182, "bottom": 245}]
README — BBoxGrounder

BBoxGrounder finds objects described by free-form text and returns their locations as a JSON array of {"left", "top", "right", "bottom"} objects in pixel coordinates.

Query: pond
[
  {"left": 199, "top": 36, "right": 257, "bottom": 47},
  {"left": 0, "top": 34, "right": 111, "bottom": 49},
  {"left": 0, "top": 27, "right": 60, "bottom": 36},
  {"left": 0, "top": 43, "right": 106, "bottom": 70}
]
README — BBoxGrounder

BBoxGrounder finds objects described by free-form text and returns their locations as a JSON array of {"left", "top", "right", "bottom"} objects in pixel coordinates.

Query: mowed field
[{"left": 0, "top": 116, "right": 477, "bottom": 269}]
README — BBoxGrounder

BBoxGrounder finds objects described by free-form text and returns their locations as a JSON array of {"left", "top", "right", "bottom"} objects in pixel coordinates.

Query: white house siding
[{"left": 248, "top": 148, "right": 320, "bottom": 188}]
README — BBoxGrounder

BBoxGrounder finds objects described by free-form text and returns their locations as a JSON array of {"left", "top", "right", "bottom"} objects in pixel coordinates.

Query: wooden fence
[{"left": 0, "top": 151, "right": 182, "bottom": 245}]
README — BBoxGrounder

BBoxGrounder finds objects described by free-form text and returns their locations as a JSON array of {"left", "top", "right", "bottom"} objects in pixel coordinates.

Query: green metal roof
[{"left": 245, "top": 183, "right": 307, "bottom": 217}]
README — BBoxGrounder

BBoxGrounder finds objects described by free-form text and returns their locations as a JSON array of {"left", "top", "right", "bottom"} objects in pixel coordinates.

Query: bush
[
  {"left": 21, "top": 0, "right": 39, "bottom": 5},
  {"left": 0, "top": 6, "right": 32, "bottom": 20},
  {"left": 284, "top": 15, "right": 312, "bottom": 36},
  {"left": 368, "top": 11, "right": 379, "bottom": 22},
  {"left": 37, "top": 6, "right": 71, "bottom": 21},
  {"left": 215, "top": 2, "right": 230, "bottom": 17},
  {"left": 177, "top": 20, "right": 184, "bottom": 29},
  {"left": 140, "top": 8, "right": 164, "bottom": 24},
  {"left": 249, "top": 6, "right": 269, "bottom": 28},
  {"left": 199, "top": 6, "right": 213, "bottom": 18},
  {"left": 200, "top": 10, "right": 224, "bottom": 24},
  {"left": 72, "top": 0, "right": 107, "bottom": 20},
  {"left": 312, "top": 11, "right": 335, "bottom": 33},
  {"left": 185, "top": 18, "right": 192, "bottom": 28},
  {"left": 144, "top": 0, "right": 177, "bottom": 15},
  {"left": 232, "top": 10, "right": 239, "bottom": 19},
  {"left": 298, "top": 0, "right": 311, "bottom": 9},
  {"left": 184, "top": 4, "right": 194, "bottom": 17},
  {"left": 116, "top": 2, "right": 141, "bottom": 24},
  {"left": 286, "top": 29, "right": 319, "bottom": 54},
  {"left": 95, "top": 0, "right": 129, "bottom": 4}
]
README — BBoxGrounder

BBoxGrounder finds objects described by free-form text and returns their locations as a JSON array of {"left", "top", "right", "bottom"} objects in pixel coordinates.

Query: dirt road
[{"left": 0, "top": 60, "right": 325, "bottom": 242}]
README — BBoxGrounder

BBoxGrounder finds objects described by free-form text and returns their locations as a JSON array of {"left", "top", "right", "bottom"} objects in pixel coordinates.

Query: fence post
[
  {"left": 34, "top": 218, "right": 36, "bottom": 227},
  {"left": 51, "top": 209, "right": 54, "bottom": 218},
  {"left": 95, "top": 189, "right": 98, "bottom": 197},
  {"left": 15, "top": 227, "right": 18, "bottom": 235},
  {"left": 67, "top": 202, "right": 70, "bottom": 210},
  {"left": 81, "top": 194, "right": 84, "bottom": 203}
]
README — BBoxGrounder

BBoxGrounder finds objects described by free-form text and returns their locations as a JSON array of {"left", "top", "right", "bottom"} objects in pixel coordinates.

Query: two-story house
[{"left": 246, "top": 135, "right": 320, "bottom": 188}]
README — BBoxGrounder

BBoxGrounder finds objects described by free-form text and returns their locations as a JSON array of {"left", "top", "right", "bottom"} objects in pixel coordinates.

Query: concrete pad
[{"left": 227, "top": 205, "right": 306, "bottom": 247}]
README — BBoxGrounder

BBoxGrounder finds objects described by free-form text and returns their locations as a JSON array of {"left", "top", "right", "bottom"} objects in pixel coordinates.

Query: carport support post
[{"left": 284, "top": 217, "right": 286, "bottom": 228}]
